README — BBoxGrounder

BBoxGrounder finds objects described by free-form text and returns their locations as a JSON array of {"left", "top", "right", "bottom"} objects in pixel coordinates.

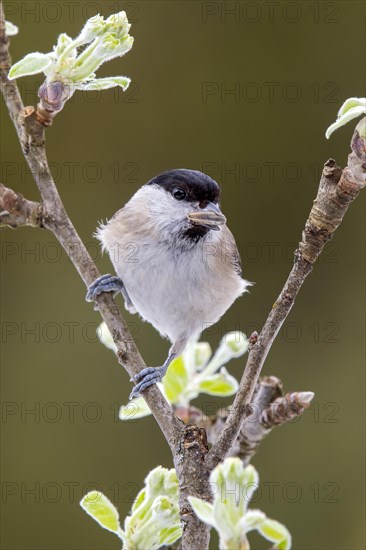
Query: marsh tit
[{"left": 86, "top": 169, "right": 251, "bottom": 399}]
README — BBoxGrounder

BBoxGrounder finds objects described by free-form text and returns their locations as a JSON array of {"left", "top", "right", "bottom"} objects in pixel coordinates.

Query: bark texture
[{"left": 1, "top": 6, "right": 365, "bottom": 548}]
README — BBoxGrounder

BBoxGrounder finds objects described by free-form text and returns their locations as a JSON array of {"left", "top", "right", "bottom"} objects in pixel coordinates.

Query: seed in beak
[{"left": 187, "top": 202, "right": 226, "bottom": 229}]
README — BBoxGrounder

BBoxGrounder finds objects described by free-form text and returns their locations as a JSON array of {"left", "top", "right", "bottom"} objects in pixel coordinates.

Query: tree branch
[
  {"left": 0, "top": 183, "right": 44, "bottom": 228},
  {"left": 2, "top": 4, "right": 364, "bottom": 548},
  {"left": 0, "top": 2, "right": 182, "bottom": 444},
  {"left": 207, "top": 129, "right": 366, "bottom": 469},
  {"left": 0, "top": 7, "right": 24, "bottom": 143},
  {"left": 0, "top": 8, "right": 212, "bottom": 547},
  {"left": 190, "top": 376, "right": 314, "bottom": 466}
]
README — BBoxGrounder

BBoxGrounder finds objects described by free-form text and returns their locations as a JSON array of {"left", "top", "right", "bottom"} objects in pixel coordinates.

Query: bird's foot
[
  {"left": 129, "top": 365, "right": 167, "bottom": 400},
  {"left": 86, "top": 274, "right": 124, "bottom": 303}
]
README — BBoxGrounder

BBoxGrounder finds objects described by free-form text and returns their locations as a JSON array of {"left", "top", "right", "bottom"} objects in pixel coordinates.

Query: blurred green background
[{"left": 1, "top": 1, "right": 365, "bottom": 549}]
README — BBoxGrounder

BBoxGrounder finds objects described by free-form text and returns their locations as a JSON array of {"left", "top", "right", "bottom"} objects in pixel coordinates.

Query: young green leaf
[
  {"left": 192, "top": 341, "right": 212, "bottom": 370},
  {"left": 96, "top": 322, "right": 118, "bottom": 353},
  {"left": 325, "top": 97, "right": 366, "bottom": 139},
  {"left": 5, "top": 20, "right": 19, "bottom": 36},
  {"left": 197, "top": 367, "right": 238, "bottom": 396},
  {"left": 54, "top": 33, "right": 76, "bottom": 58},
  {"left": 75, "top": 76, "right": 131, "bottom": 91},
  {"left": 202, "top": 331, "right": 248, "bottom": 376},
  {"left": 8, "top": 52, "right": 52, "bottom": 80},
  {"left": 131, "top": 488, "right": 147, "bottom": 513},
  {"left": 188, "top": 497, "right": 214, "bottom": 525},
  {"left": 80, "top": 491, "right": 120, "bottom": 534},
  {"left": 258, "top": 518, "right": 292, "bottom": 549},
  {"left": 163, "top": 356, "right": 189, "bottom": 403},
  {"left": 159, "top": 526, "right": 183, "bottom": 546},
  {"left": 119, "top": 395, "right": 152, "bottom": 420},
  {"left": 239, "top": 509, "right": 266, "bottom": 532}
]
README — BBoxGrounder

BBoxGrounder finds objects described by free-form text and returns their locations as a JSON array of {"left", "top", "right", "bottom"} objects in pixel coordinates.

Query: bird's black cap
[{"left": 146, "top": 169, "right": 220, "bottom": 205}]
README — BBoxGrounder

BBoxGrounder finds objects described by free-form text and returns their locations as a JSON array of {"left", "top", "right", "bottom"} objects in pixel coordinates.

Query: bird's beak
[{"left": 187, "top": 202, "right": 226, "bottom": 231}]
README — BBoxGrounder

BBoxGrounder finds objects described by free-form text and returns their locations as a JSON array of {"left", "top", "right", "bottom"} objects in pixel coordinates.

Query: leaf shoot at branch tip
[
  {"left": 325, "top": 97, "right": 366, "bottom": 139},
  {"left": 8, "top": 11, "right": 133, "bottom": 95},
  {"left": 189, "top": 458, "right": 292, "bottom": 550},
  {"left": 80, "top": 467, "right": 182, "bottom": 549}
]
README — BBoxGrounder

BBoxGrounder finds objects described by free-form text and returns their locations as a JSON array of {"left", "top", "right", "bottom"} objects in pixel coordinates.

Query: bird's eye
[{"left": 172, "top": 187, "right": 187, "bottom": 200}]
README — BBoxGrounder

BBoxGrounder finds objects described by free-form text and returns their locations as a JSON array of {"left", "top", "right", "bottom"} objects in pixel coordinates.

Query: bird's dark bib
[{"left": 182, "top": 224, "right": 211, "bottom": 242}]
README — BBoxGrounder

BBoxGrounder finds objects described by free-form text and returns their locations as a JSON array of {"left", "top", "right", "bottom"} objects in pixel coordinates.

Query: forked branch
[{"left": 1, "top": 4, "right": 365, "bottom": 548}]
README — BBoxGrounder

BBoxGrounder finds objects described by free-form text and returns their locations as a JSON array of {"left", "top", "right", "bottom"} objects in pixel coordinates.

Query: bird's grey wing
[{"left": 221, "top": 225, "right": 242, "bottom": 276}]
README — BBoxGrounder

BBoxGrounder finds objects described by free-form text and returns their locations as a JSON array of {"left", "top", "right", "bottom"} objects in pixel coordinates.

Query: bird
[{"left": 86, "top": 169, "right": 251, "bottom": 399}]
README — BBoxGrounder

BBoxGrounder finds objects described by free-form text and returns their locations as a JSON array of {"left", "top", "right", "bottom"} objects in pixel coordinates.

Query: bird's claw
[
  {"left": 86, "top": 274, "right": 124, "bottom": 303},
  {"left": 129, "top": 366, "right": 166, "bottom": 400}
]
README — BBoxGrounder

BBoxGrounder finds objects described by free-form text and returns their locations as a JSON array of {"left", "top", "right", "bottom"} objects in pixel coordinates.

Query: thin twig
[
  {"left": 0, "top": 6, "right": 24, "bottom": 144},
  {"left": 0, "top": 9, "right": 212, "bottom": 547},
  {"left": 207, "top": 138, "right": 366, "bottom": 469},
  {"left": 0, "top": 3, "right": 181, "bottom": 447},
  {"left": 0, "top": 183, "right": 44, "bottom": 228},
  {"left": 191, "top": 376, "right": 314, "bottom": 466}
]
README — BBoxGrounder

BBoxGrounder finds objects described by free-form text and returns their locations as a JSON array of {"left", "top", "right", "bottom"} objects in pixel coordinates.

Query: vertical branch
[
  {"left": 0, "top": 4, "right": 24, "bottom": 142},
  {"left": 207, "top": 131, "right": 365, "bottom": 469},
  {"left": 0, "top": 10, "right": 212, "bottom": 547},
  {"left": 0, "top": 4, "right": 182, "bottom": 451}
]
